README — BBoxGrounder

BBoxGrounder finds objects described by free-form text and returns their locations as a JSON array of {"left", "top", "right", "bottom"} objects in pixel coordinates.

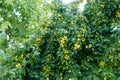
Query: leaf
[
  {"left": 34, "top": 51, "right": 40, "bottom": 55},
  {"left": 0, "top": 50, "right": 6, "bottom": 60},
  {"left": 1, "top": 21, "right": 10, "bottom": 30},
  {"left": 9, "top": 69, "right": 16, "bottom": 75}
]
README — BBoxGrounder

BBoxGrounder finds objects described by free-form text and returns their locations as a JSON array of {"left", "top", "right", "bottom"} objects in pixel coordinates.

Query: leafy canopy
[{"left": 0, "top": 0, "right": 120, "bottom": 79}]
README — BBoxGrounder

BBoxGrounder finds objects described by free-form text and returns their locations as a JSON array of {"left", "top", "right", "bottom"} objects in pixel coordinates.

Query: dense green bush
[{"left": 0, "top": 0, "right": 120, "bottom": 80}]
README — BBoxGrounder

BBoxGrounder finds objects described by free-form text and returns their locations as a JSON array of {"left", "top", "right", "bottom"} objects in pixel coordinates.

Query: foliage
[{"left": 0, "top": 0, "right": 120, "bottom": 80}]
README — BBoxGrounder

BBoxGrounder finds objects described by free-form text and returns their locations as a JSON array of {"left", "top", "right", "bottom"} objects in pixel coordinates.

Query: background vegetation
[{"left": 0, "top": 0, "right": 120, "bottom": 80}]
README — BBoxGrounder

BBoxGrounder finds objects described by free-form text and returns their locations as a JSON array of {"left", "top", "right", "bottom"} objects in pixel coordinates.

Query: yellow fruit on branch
[
  {"left": 43, "top": 66, "right": 51, "bottom": 74},
  {"left": 60, "top": 36, "right": 67, "bottom": 48},
  {"left": 80, "top": 27, "right": 86, "bottom": 33},
  {"left": 88, "top": 44, "right": 92, "bottom": 48},
  {"left": 46, "top": 78, "right": 49, "bottom": 80},
  {"left": 70, "top": 21, "right": 74, "bottom": 25},
  {"left": 109, "top": 55, "right": 114, "bottom": 61},
  {"left": 57, "top": 14, "right": 62, "bottom": 20},
  {"left": 64, "top": 55, "right": 69, "bottom": 60},
  {"left": 101, "top": 3, "right": 105, "bottom": 8},
  {"left": 118, "top": 53, "right": 120, "bottom": 57},
  {"left": 14, "top": 57, "right": 21, "bottom": 61},
  {"left": 99, "top": 61, "right": 105, "bottom": 67},
  {"left": 116, "top": 10, "right": 120, "bottom": 17},
  {"left": 16, "top": 63, "right": 22, "bottom": 68},
  {"left": 74, "top": 43, "right": 80, "bottom": 50}
]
